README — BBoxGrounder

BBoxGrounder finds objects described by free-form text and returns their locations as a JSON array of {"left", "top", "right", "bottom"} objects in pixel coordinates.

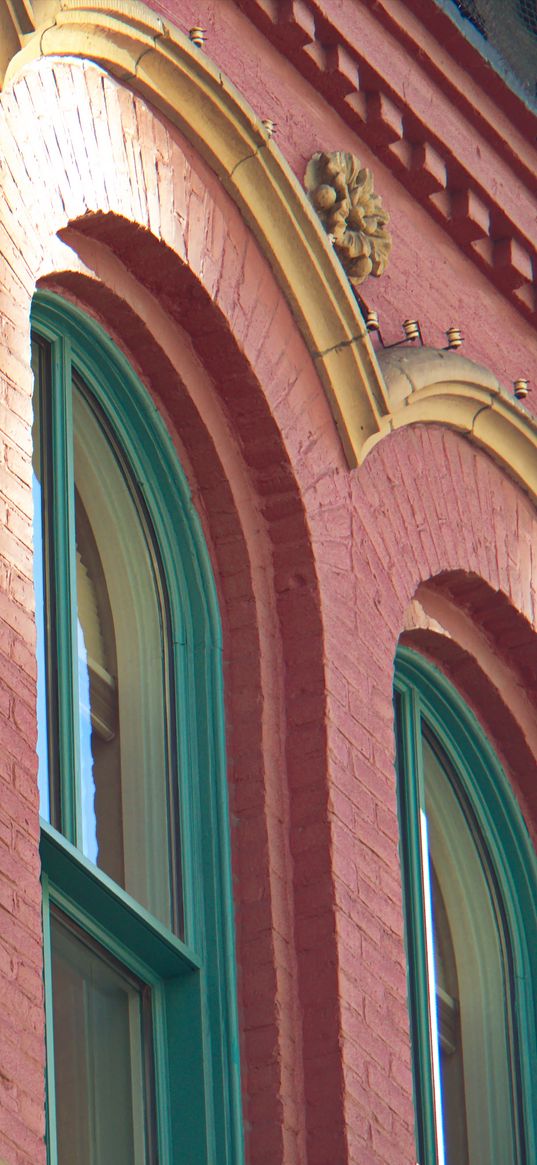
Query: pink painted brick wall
[
  {"left": 0, "top": 328, "right": 45, "bottom": 1165},
  {"left": 0, "top": 7, "right": 536, "bottom": 1164}
]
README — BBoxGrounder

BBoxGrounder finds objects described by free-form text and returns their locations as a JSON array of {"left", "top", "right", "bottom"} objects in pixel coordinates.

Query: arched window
[
  {"left": 395, "top": 648, "right": 537, "bottom": 1165},
  {"left": 32, "top": 293, "right": 244, "bottom": 1164}
]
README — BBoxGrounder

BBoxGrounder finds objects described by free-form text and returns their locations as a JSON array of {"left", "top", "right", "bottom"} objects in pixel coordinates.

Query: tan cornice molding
[
  {"left": 239, "top": 0, "right": 537, "bottom": 325},
  {"left": 373, "top": 347, "right": 537, "bottom": 500},
  {"left": 3, "top": 0, "right": 390, "bottom": 467}
]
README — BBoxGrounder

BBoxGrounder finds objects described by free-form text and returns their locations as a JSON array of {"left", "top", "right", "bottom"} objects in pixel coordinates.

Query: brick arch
[
  {"left": 372, "top": 345, "right": 537, "bottom": 501},
  {"left": 400, "top": 597, "right": 537, "bottom": 847},
  {"left": 307, "top": 422, "right": 537, "bottom": 1163},
  {"left": 0, "top": 53, "right": 350, "bottom": 1165}
]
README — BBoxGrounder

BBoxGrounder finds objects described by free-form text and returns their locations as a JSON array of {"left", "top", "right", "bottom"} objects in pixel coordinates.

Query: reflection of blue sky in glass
[
  {"left": 33, "top": 463, "right": 99, "bottom": 862},
  {"left": 420, "top": 808, "right": 446, "bottom": 1165},
  {"left": 78, "top": 621, "right": 98, "bottom": 864},
  {"left": 32, "top": 470, "right": 50, "bottom": 822}
]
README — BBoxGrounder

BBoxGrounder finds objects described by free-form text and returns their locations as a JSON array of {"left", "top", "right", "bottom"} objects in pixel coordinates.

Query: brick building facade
[{"left": 0, "top": 2, "right": 536, "bottom": 1164}]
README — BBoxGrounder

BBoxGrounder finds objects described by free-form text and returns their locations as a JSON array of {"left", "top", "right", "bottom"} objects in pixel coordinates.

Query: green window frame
[
  {"left": 32, "top": 292, "right": 244, "bottom": 1164},
  {"left": 395, "top": 647, "right": 537, "bottom": 1165}
]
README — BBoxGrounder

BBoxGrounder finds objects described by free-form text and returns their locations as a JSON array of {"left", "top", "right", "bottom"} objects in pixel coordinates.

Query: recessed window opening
[
  {"left": 31, "top": 292, "right": 244, "bottom": 1165},
  {"left": 395, "top": 649, "right": 537, "bottom": 1165}
]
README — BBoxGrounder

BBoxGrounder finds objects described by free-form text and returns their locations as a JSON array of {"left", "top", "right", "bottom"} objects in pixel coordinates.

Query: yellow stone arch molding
[
  {"left": 4, "top": 0, "right": 537, "bottom": 487},
  {"left": 372, "top": 347, "right": 537, "bottom": 500},
  {"left": 0, "top": 0, "right": 35, "bottom": 86},
  {"left": 3, "top": 0, "right": 390, "bottom": 467}
]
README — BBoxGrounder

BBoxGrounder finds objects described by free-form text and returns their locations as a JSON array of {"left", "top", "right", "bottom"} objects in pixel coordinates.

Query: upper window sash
[
  {"left": 33, "top": 331, "right": 79, "bottom": 838},
  {"left": 32, "top": 327, "right": 182, "bottom": 934},
  {"left": 395, "top": 648, "right": 537, "bottom": 1165},
  {"left": 394, "top": 684, "right": 442, "bottom": 1165}
]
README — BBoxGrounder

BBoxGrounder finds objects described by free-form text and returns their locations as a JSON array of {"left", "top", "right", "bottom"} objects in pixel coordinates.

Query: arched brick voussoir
[
  {"left": 401, "top": 578, "right": 537, "bottom": 847},
  {"left": 310, "top": 421, "right": 537, "bottom": 1164}
]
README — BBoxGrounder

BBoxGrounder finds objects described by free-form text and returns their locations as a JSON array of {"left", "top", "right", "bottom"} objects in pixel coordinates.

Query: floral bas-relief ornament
[{"left": 305, "top": 151, "right": 391, "bottom": 287}]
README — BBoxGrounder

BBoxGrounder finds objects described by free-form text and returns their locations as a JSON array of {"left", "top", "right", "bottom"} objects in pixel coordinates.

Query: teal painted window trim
[
  {"left": 395, "top": 647, "right": 537, "bottom": 1165},
  {"left": 32, "top": 292, "right": 244, "bottom": 1165}
]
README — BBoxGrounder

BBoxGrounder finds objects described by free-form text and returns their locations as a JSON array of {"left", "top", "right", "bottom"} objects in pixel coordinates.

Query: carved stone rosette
[{"left": 305, "top": 151, "right": 391, "bottom": 287}]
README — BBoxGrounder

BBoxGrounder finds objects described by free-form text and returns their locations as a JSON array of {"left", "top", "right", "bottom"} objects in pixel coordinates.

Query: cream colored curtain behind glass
[{"left": 73, "top": 382, "right": 173, "bottom": 930}]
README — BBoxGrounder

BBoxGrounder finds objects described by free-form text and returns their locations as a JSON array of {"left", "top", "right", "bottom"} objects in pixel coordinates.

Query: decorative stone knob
[{"left": 189, "top": 27, "right": 206, "bottom": 48}]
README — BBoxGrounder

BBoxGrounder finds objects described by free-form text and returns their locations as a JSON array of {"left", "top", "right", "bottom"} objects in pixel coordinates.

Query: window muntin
[
  {"left": 32, "top": 293, "right": 244, "bottom": 1165},
  {"left": 395, "top": 651, "right": 537, "bottom": 1165},
  {"left": 33, "top": 341, "right": 179, "bottom": 932}
]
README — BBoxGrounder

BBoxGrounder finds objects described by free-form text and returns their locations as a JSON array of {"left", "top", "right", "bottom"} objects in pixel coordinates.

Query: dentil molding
[{"left": 240, "top": 0, "right": 537, "bottom": 326}]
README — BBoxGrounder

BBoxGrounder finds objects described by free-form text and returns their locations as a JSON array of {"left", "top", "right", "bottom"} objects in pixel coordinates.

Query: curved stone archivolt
[
  {"left": 374, "top": 345, "right": 537, "bottom": 502},
  {"left": 4, "top": 1, "right": 537, "bottom": 487},
  {"left": 3, "top": 0, "right": 390, "bottom": 464},
  {"left": 402, "top": 575, "right": 537, "bottom": 843},
  {"left": 3, "top": 0, "right": 537, "bottom": 489}
]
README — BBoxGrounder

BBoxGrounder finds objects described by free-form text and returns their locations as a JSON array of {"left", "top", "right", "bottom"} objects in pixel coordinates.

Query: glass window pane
[
  {"left": 50, "top": 910, "right": 156, "bottom": 1165},
  {"left": 429, "top": 863, "right": 468, "bottom": 1165},
  {"left": 72, "top": 380, "right": 179, "bottom": 932},
  {"left": 31, "top": 339, "right": 54, "bottom": 824},
  {"left": 422, "top": 731, "right": 516, "bottom": 1165}
]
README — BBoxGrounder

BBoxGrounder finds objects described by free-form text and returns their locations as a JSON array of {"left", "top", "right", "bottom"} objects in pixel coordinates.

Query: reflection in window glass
[
  {"left": 31, "top": 341, "right": 51, "bottom": 823},
  {"left": 422, "top": 730, "right": 515, "bottom": 1165},
  {"left": 32, "top": 337, "right": 181, "bottom": 934},
  {"left": 418, "top": 805, "right": 446, "bottom": 1165},
  {"left": 32, "top": 465, "right": 50, "bottom": 821},
  {"left": 73, "top": 382, "right": 175, "bottom": 927},
  {"left": 51, "top": 911, "right": 156, "bottom": 1165},
  {"left": 77, "top": 616, "right": 99, "bottom": 865},
  {"left": 429, "top": 864, "right": 468, "bottom": 1165}
]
